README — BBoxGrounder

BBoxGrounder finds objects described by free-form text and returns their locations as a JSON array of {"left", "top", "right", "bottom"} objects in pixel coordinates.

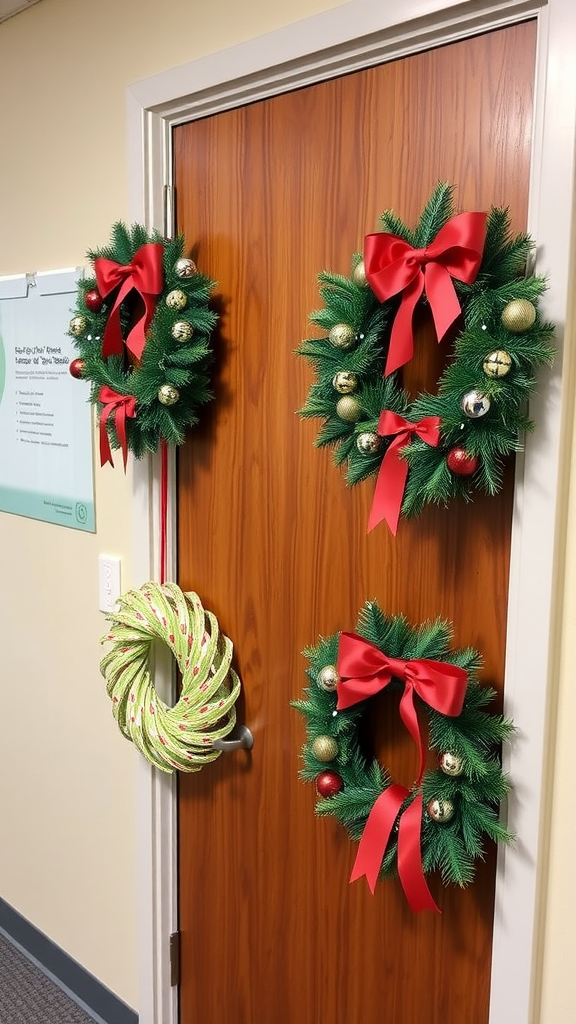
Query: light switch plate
[{"left": 98, "top": 555, "right": 121, "bottom": 613}]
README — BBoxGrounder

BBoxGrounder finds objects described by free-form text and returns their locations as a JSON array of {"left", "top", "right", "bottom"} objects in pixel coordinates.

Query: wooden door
[{"left": 174, "top": 21, "right": 536, "bottom": 1024}]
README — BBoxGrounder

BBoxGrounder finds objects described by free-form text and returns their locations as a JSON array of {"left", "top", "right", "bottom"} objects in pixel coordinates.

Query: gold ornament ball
[
  {"left": 356, "top": 431, "right": 381, "bottom": 455},
  {"left": 427, "top": 797, "right": 455, "bottom": 823},
  {"left": 439, "top": 752, "right": 464, "bottom": 777},
  {"left": 171, "top": 321, "right": 194, "bottom": 342},
  {"left": 328, "top": 323, "right": 356, "bottom": 350},
  {"left": 166, "top": 289, "right": 188, "bottom": 311},
  {"left": 336, "top": 396, "right": 361, "bottom": 422},
  {"left": 174, "top": 257, "right": 197, "bottom": 278},
  {"left": 333, "top": 370, "right": 359, "bottom": 395},
  {"left": 501, "top": 298, "right": 536, "bottom": 333},
  {"left": 311, "top": 735, "right": 339, "bottom": 762},
  {"left": 460, "top": 389, "right": 491, "bottom": 419},
  {"left": 158, "top": 384, "right": 180, "bottom": 406},
  {"left": 318, "top": 665, "right": 339, "bottom": 692},
  {"left": 69, "top": 315, "right": 87, "bottom": 336},
  {"left": 483, "top": 349, "right": 512, "bottom": 379},
  {"left": 352, "top": 260, "right": 367, "bottom": 287}
]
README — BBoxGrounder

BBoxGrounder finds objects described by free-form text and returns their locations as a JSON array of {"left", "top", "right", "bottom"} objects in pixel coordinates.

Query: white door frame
[{"left": 127, "top": 1, "right": 576, "bottom": 1021}]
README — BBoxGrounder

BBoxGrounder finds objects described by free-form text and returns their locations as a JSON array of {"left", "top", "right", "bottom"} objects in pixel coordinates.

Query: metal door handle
[{"left": 212, "top": 724, "right": 254, "bottom": 751}]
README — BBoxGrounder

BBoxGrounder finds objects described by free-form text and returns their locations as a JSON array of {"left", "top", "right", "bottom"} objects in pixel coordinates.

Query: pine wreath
[
  {"left": 68, "top": 223, "right": 217, "bottom": 467},
  {"left": 297, "top": 183, "right": 554, "bottom": 533},
  {"left": 293, "top": 602, "right": 513, "bottom": 911}
]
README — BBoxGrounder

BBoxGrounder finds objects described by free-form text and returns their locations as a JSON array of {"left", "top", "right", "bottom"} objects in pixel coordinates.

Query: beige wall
[{"left": 0, "top": 0, "right": 574, "bottom": 1019}]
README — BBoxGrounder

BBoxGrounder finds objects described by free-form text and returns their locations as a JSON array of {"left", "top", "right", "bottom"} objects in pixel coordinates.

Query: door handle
[{"left": 212, "top": 724, "right": 254, "bottom": 751}]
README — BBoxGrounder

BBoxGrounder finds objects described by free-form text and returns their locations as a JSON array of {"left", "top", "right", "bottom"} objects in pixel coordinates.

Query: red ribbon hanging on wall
[
  {"left": 95, "top": 243, "right": 164, "bottom": 361},
  {"left": 336, "top": 631, "right": 468, "bottom": 912},
  {"left": 364, "top": 211, "right": 487, "bottom": 376},
  {"left": 367, "top": 410, "right": 441, "bottom": 535},
  {"left": 98, "top": 386, "right": 137, "bottom": 470}
]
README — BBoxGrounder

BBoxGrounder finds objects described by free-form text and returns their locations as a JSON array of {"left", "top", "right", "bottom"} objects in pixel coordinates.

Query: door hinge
[
  {"left": 163, "top": 184, "right": 176, "bottom": 241},
  {"left": 169, "top": 930, "right": 180, "bottom": 987}
]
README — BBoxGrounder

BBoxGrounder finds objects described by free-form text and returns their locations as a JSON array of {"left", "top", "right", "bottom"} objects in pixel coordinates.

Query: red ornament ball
[
  {"left": 85, "top": 288, "right": 103, "bottom": 312},
  {"left": 69, "top": 358, "right": 85, "bottom": 379},
  {"left": 316, "top": 770, "right": 343, "bottom": 798},
  {"left": 446, "top": 447, "right": 479, "bottom": 476}
]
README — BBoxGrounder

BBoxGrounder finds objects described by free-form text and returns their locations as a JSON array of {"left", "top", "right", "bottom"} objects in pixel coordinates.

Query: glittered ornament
[
  {"left": 328, "top": 323, "right": 355, "bottom": 350},
  {"left": 483, "top": 350, "right": 512, "bottom": 378},
  {"left": 501, "top": 298, "right": 536, "bottom": 333},
  {"left": 336, "top": 396, "right": 361, "bottom": 422},
  {"left": 69, "top": 358, "right": 85, "bottom": 379},
  {"left": 171, "top": 321, "right": 194, "bottom": 342},
  {"left": 174, "top": 257, "right": 197, "bottom": 278},
  {"left": 446, "top": 447, "right": 479, "bottom": 476},
  {"left": 69, "top": 315, "right": 87, "bottom": 337},
  {"left": 316, "top": 770, "right": 343, "bottom": 798},
  {"left": 356, "top": 431, "right": 381, "bottom": 455},
  {"left": 317, "top": 665, "right": 338, "bottom": 692},
  {"left": 352, "top": 261, "right": 367, "bottom": 287},
  {"left": 158, "top": 384, "right": 180, "bottom": 406},
  {"left": 332, "top": 370, "right": 359, "bottom": 394},
  {"left": 460, "top": 389, "right": 491, "bottom": 418},
  {"left": 439, "top": 752, "right": 464, "bottom": 777},
  {"left": 311, "top": 735, "right": 339, "bottom": 762},
  {"left": 165, "top": 289, "right": 188, "bottom": 311},
  {"left": 427, "top": 797, "right": 455, "bottom": 823},
  {"left": 84, "top": 289, "right": 103, "bottom": 312}
]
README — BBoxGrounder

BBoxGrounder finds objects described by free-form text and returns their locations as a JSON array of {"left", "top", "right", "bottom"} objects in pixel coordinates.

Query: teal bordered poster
[{"left": 0, "top": 269, "right": 95, "bottom": 531}]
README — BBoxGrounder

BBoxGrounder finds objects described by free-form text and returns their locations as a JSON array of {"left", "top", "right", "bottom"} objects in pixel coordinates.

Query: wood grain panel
[{"left": 175, "top": 21, "right": 536, "bottom": 1024}]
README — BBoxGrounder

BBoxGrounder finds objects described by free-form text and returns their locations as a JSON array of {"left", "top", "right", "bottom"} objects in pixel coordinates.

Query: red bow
[
  {"left": 364, "top": 211, "right": 487, "bottom": 375},
  {"left": 367, "top": 410, "right": 441, "bottom": 535},
  {"left": 94, "top": 243, "right": 164, "bottom": 360},
  {"left": 337, "top": 631, "right": 467, "bottom": 911},
  {"left": 99, "top": 386, "right": 137, "bottom": 470}
]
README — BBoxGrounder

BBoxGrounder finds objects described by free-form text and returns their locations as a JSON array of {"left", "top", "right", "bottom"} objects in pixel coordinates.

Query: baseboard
[{"left": 0, "top": 897, "right": 138, "bottom": 1024}]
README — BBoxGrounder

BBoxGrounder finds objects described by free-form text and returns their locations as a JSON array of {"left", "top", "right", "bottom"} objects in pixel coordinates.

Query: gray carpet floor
[{"left": 0, "top": 931, "right": 98, "bottom": 1024}]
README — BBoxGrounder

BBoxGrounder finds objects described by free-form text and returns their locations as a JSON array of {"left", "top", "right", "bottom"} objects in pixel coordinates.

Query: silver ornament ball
[
  {"left": 460, "top": 389, "right": 491, "bottom": 419},
  {"left": 317, "top": 665, "right": 339, "bottom": 692},
  {"left": 439, "top": 752, "right": 464, "bottom": 777},
  {"left": 336, "top": 396, "right": 361, "bottom": 422},
  {"left": 332, "top": 370, "right": 359, "bottom": 394},
  {"left": 328, "top": 323, "right": 356, "bottom": 350},
  {"left": 69, "top": 315, "right": 87, "bottom": 336},
  {"left": 427, "top": 798, "right": 455, "bottom": 823},
  {"left": 166, "top": 289, "right": 188, "bottom": 311},
  {"left": 174, "top": 257, "right": 197, "bottom": 279},
  {"left": 356, "top": 431, "right": 381, "bottom": 455},
  {"left": 158, "top": 384, "right": 180, "bottom": 406},
  {"left": 483, "top": 350, "right": 512, "bottom": 378},
  {"left": 171, "top": 321, "right": 194, "bottom": 343}
]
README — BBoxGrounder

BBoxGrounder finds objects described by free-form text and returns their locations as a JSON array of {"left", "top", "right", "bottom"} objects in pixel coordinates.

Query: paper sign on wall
[{"left": 0, "top": 269, "right": 95, "bottom": 531}]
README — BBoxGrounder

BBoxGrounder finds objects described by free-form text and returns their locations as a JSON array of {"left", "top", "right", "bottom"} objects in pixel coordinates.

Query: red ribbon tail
[
  {"left": 397, "top": 794, "right": 440, "bottom": 912},
  {"left": 99, "top": 407, "right": 115, "bottom": 468},
  {"left": 399, "top": 686, "right": 425, "bottom": 785},
  {"left": 384, "top": 276, "right": 423, "bottom": 376},
  {"left": 125, "top": 294, "right": 154, "bottom": 361},
  {"left": 367, "top": 439, "right": 408, "bottom": 535},
  {"left": 425, "top": 262, "right": 462, "bottom": 343},
  {"left": 350, "top": 784, "right": 408, "bottom": 893},
  {"left": 160, "top": 439, "right": 168, "bottom": 584}
]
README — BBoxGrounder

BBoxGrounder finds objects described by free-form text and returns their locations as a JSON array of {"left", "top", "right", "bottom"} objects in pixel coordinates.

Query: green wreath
[
  {"left": 297, "top": 183, "right": 554, "bottom": 533},
  {"left": 293, "top": 602, "right": 513, "bottom": 911},
  {"left": 68, "top": 222, "right": 217, "bottom": 467}
]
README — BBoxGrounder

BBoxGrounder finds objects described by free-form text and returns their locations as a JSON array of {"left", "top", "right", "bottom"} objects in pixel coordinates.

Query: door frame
[{"left": 127, "top": 1, "right": 576, "bottom": 1021}]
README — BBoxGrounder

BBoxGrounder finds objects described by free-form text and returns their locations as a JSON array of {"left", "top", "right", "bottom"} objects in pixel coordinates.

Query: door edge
[{"left": 127, "top": 1, "right": 576, "bottom": 1022}]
